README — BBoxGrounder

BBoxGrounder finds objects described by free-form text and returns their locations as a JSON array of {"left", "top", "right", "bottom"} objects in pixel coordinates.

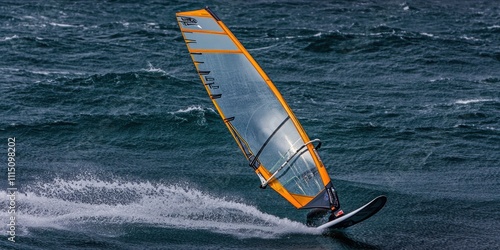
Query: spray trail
[{"left": 1, "top": 177, "right": 320, "bottom": 239}]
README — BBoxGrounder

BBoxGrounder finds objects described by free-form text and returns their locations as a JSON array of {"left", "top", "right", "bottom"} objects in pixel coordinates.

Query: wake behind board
[{"left": 317, "top": 196, "right": 387, "bottom": 230}]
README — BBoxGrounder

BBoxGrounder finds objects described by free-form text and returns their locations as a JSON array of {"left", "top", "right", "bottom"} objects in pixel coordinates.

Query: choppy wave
[
  {"left": 143, "top": 62, "right": 167, "bottom": 74},
  {"left": 169, "top": 105, "right": 217, "bottom": 125},
  {"left": 454, "top": 98, "right": 498, "bottom": 105},
  {"left": 49, "top": 22, "right": 81, "bottom": 28},
  {"left": 1, "top": 177, "right": 319, "bottom": 239},
  {"left": 0, "top": 35, "right": 19, "bottom": 42}
]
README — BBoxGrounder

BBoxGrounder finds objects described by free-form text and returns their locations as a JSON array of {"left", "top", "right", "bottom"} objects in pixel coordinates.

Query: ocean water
[{"left": 1, "top": 0, "right": 499, "bottom": 249}]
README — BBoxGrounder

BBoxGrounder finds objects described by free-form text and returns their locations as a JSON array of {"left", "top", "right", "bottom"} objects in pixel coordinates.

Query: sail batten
[
  {"left": 189, "top": 49, "right": 242, "bottom": 54},
  {"left": 177, "top": 7, "right": 334, "bottom": 209}
]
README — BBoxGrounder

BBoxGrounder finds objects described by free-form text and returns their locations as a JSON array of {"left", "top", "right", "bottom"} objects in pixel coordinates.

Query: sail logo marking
[
  {"left": 204, "top": 76, "right": 219, "bottom": 89},
  {"left": 180, "top": 16, "right": 197, "bottom": 26}
]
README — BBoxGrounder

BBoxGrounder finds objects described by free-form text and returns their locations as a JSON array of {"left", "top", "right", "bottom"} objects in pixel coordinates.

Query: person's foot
[{"left": 328, "top": 209, "right": 344, "bottom": 221}]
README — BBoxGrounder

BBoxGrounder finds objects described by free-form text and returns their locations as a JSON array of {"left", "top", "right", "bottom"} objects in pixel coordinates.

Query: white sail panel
[
  {"left": 184, "top": 33, "right": 238, "bottom": 51},
  {"left": 192, "top": 52, "right": 324, "bottom": 196}
]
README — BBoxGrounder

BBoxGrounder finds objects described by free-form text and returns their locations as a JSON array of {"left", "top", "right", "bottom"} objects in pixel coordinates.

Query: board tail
[{"left": 317, "top": 196, "right": 387, "bottom": 230}]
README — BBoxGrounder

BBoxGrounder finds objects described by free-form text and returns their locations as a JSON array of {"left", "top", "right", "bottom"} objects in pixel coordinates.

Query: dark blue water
[{"left": 1, "top": 1, "right": 499, "bottom": 249}]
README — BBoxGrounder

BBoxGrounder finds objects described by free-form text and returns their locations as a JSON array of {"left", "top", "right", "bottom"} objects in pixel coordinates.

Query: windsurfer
[
  {"left": 306, "top": 186, "right": 344, "bottom": 226},
  {"left": 328, "top": 186, "right": 344, "bottom": 221}
]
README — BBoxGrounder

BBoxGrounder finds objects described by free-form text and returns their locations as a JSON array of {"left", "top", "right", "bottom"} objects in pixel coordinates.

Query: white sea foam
[
  {"left": 172, "top": 105, "right": 210, "bottom": 114},
  {"left": 0, "top": 177, "right": 319, "bottom": 238},
  {"left": 1, "top": 35, "right": 19, "bottom": 41},
  {"left": 247, "top": 43, "right": 278, "bottom": 51},
  {"left": 21, "top": 15, "right": 37, "bottom": 20},
  {"left": 49, "top": 22, "right": 79, "bottom": 28},
  {"left": 455, "top": 98, "right": 496, "bottom": 105},
  {"left": 143, "top": 62, "right": 166, "bottom": 74},
  {"left": 429, "top": 77, "right": 450, "bottom": 82},
  {"left": 28, "top": 69, "right": 86, "bottom": 76},
  {"left": 460, "top": 35, "right": 480, "bottom": 41},
  {"left": 170, "top": 105, "right": 217, "bottom": 125}
]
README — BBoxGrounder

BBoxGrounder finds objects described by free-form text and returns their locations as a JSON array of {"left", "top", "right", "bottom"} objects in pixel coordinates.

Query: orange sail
[{"left": 176, "top": 7, "right": 336, "bottom": 209}]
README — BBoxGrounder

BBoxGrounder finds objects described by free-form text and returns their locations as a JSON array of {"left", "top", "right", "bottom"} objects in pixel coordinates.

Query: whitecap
[
  {"left": 143, "top": 62, "right": 166, "bottom": 74},
  {"left": 455, "top": 98, "right": 496, "bottom": 105},
  {"left": 460, "top": 35, "right": 480, "bottom": 41},
  {"left": 172, "top": 105, "right": 206, "bottom": 114},
  {"left": 49, "top": 22, "right": 78, "bottom": 28},
  {"left": 1, "top": 35, "right": 19, "bottom": 41},
  {"left": 21, "top": 15, "right": 37, "bottom": 20},
  {"left": 429, "top": 77, "right": 450, "bottom": 82},
  {"left": 170, "top": 105, "right": 217, "bottom": 125},
  {"left": 247, "top": 43, "right": 278, "bottom": 51}
]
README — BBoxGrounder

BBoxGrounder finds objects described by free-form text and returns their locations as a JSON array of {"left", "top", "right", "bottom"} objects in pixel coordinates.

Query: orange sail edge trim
[
  {"left": 175, "top": 9, "right": 212, "bottom": 18},
  {"left": 255, "top": 166, "right": 315, "bottom": 209}
]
